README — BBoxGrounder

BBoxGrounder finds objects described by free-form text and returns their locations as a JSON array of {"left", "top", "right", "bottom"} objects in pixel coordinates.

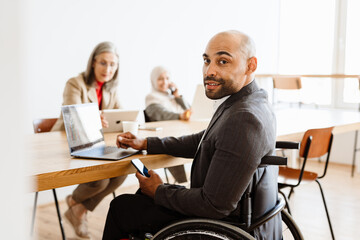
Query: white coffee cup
[{"left": 122, "top": 121, "right": 138, "bottom": 135}]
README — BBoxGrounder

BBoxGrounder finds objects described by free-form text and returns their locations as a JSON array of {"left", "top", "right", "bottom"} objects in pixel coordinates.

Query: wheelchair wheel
[
  {"left": 281, "top": 210, "right": 304, "bottom": 240},
  {"left": 152, "top": 218, "right": 255, "bottom": 240}
]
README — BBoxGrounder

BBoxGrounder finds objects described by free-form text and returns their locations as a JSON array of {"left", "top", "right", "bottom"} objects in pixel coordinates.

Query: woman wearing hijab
[
  {"left": 145, "top": 66, "right": 192, "bottom": 121},
  {"left": 144, "top": 66, "right": 192, "bottom": 183}
]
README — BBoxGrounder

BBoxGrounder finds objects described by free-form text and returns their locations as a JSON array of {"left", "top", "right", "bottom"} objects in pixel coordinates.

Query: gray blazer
[
  {"left": 147, "top": 81, "right": 280, "bottom": 239},
  {"left": 145, "top": 96, "right": 190, "bottom": 121}
]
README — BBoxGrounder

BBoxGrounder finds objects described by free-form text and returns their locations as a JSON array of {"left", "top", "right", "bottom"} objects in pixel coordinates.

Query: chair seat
[{"left": 278, "top": 166, "right": 318, "bottom": 186}]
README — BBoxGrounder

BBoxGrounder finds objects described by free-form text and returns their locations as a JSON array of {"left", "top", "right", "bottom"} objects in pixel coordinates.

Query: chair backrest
[
  {"left": 33, "top": 118, "right": 58, "bottom": 133},
  {"left": 299, "top": 127, "right": 334, "bottom": 158},
  {"left": 299, "top": 126, "right": 334, "bottom": 180},
  {"left": 272, "top": 76, "right": 302, "bottom": 90},
  {"left": 272, "top": 76, "right": 303, "bottom": 107},
  {"left": 143, "top": 110, "right": 151, "bottom": 123}
]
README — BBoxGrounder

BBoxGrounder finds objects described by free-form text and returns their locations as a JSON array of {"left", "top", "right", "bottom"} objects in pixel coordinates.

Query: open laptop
[
  {"left": 62, "top": 103, "right": 139, "bottom": 160},
  {"left": 102, "top": 109, "right": 140, "bottom": 133},
  {"left": 190, "top": 84, "right": 214, "bottom": 120}
]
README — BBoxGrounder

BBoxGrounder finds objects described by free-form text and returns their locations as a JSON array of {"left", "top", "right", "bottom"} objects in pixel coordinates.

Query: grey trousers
[
  {"left": 167, "top": 165, "right": 187, "bottom": 183},
  {"left": 72, "top": 175, "right": 127, "bottom": 211}
]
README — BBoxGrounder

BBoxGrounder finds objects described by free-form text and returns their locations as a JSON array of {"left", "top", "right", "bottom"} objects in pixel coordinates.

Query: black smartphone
[
  {"left": 131, "top": 158, "right": 150, "bottom": 177},
  {"left": 169, "top": 87, "right": 176, "bottom": 94}
]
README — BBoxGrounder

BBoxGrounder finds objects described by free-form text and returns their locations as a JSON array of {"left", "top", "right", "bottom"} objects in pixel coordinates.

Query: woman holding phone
[
  {"left": 144, "top": 66, "right": 192, "bottom": 121},
  {"left": 52, "top": 41, "right": 126, "bottom": 239},
  {"left": 144, "top": 66, "right": 192, "bottom": 184}
]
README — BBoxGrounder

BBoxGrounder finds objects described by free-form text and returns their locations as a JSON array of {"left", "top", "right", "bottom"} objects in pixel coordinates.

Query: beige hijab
[{"left": 145, "top": 66, "right": 183, "bottom": 113}]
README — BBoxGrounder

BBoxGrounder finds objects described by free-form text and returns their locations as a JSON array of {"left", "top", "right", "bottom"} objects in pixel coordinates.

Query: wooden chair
[
  {"left": 272, "top": 76, "right": 303, "bottom": 108},
  {"left": 143, "top": 109, "right": 151, "bottom": 123},
  {"left": 31, "top": 117, "right": 118, "bottom": 239},
  {"left": 278, "top": 127, "right": 335, "bottom": 240},
  {"left": 33, "top": 118, "right": 58, "bottom": 133}
]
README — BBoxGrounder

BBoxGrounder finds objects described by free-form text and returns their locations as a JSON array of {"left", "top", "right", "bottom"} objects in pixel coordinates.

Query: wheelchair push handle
[
  {"left": 276, "top": 141, "right": 300, "bottom": 149},
  {"left": 260, "top": 156, "right": 287, "bottom": 166},
  {"left": 260, "top": 141, "right": 299, "bottom": 166}
]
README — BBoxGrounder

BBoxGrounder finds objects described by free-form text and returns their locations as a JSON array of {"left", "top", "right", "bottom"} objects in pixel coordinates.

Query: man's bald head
[
  {"left": 202, "top": 30, "right": 258, "bottom": 99},
  {"left": 209, "top": 30, "right": 256, "bottom": 65}
]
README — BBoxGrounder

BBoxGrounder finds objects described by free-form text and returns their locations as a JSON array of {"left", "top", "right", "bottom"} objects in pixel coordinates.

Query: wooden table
[
  {"left": 276, "top": 108, "right": 360, "bottom": 141},
  {"left": 27, "top": 120, "right": 209, "bottom": 192},
  {"left": 256, "top": 74, "right": 360, "bottom": 79},
  {"left": 27, "top": 109, "right": 360, "bottom": 192},
  {"left": 275, "top": 108, "right": 360, "bottom": 170}
]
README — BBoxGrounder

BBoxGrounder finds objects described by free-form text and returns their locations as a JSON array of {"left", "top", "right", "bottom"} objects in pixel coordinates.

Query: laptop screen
[
  {"left": 62, "top": 103, "right": 104, "bottom": 153},
  {"left": 191, "top": 84, "right": 214, "bottom": 120}
]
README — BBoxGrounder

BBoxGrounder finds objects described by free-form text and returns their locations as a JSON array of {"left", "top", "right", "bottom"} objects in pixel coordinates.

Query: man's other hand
[{"left": 116, "top": 132, "right": 147, "bottom": 150}]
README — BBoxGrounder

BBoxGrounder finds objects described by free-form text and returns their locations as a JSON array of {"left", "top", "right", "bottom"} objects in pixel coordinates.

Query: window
[
  {"left": 278, "top": 0, "right": 335, "bottom": 106},
  {"left": 343, "top": 0, "right": 360, "bottom": 105}
]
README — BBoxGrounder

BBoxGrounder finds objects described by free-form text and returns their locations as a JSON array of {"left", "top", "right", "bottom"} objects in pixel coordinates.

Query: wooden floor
[{"left": 33, "top": 161, "right": 360, "bottom": 240}]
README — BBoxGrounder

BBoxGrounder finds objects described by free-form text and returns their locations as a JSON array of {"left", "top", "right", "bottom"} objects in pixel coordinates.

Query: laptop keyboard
[
  {"left": 81, "top": 146, "right": 119, "bottom": 156},
  {"left": 103, "top": 146, "right": 119, "bottom": 155}
]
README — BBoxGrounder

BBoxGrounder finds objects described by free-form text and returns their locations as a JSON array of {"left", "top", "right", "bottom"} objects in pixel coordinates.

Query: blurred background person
[
  {"left": 52, "top": 41, "right": 126, "bottom": 239},
  {"left": 145, "top": 66, "right": 192, "bottom": 121},
  {"left": 144, "top": 66, "right": 192, "bottom": 184}
]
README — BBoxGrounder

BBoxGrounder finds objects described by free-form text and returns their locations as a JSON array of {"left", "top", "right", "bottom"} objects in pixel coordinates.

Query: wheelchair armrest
[
  {"left": 276, "top": 141, "right": 300, "bottom": 149},
  {"left": 260, "top": 156, "right": 287, "bottom": 166}
]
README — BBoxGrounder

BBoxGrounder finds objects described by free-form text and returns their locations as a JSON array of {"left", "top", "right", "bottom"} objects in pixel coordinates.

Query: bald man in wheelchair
[{"left": 102, "top": 30, "right": 281, "bottom": 240}]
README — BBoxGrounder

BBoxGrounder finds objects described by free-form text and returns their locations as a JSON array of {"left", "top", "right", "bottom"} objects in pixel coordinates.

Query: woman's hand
[
  {"left": 100, "top": 111, "right": 109, "bottom": 128},
  {"left": 169, "top": 82, "right": 180, "bottom": 97},
  {"left": 180, "top": 109, "right": 192, "bottom": 121}
]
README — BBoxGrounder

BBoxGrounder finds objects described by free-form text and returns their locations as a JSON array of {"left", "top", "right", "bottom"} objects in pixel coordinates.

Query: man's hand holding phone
[
  {"left": 131, "top": 159, "right": 163, "bottom": 199},
  {"left": 131, "top": 159, "right": 150, "bottom": 177}
]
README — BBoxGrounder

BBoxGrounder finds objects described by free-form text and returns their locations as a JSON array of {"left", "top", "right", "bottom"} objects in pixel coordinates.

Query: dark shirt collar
[{"left": 223, "top": 80, "right": 259, "bottom": 108}]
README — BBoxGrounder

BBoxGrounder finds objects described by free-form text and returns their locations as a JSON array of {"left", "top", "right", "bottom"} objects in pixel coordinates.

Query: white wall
[
  {"left": 24, "top": 0, "right": 280, "bottom": 132},
  {"left": 0, "top": 1, "right": 28, "bottom": 239},
  {"left": 1, "top": 2, "right": 358, "bottom": 238},
  {"left": 21, "top": 0, "right": 281, "bottom": 212}
]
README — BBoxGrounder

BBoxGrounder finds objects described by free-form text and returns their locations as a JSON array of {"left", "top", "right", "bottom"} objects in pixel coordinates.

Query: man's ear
[{"left": 246, "top": 57, "right": 257, "bottom": 74}]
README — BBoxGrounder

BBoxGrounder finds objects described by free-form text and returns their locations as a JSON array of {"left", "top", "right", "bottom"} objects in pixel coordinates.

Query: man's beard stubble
[{"left": 203, "top": 76, "right": 234, "bottom": 100}]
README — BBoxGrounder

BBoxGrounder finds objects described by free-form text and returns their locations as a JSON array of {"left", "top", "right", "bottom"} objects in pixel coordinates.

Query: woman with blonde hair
[{"left": 52, "top": 41, "right": 125, "bottom": 239}]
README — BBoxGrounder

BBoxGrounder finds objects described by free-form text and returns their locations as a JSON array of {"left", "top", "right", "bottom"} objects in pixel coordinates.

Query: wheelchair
[
  {"left": 151, "top": 200, "right": 302, "bottom": 240},
  {"left": 139, "top": 142, "right": 304, "bottom": 240}
]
